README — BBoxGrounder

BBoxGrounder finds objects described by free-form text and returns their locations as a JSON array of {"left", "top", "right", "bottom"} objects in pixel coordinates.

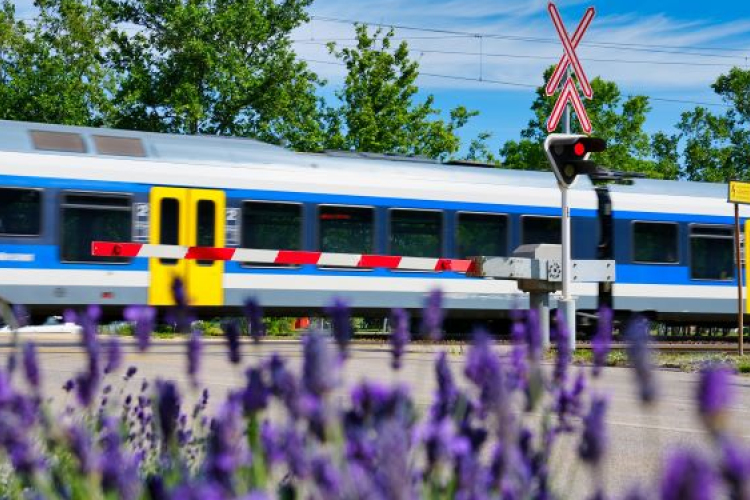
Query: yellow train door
[{"left": 148, "top": 187, "right": 225, "bottom": 307}]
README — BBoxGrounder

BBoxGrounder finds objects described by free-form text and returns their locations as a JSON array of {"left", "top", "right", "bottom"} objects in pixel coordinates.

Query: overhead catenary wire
[
  {"left": 294, "top": 39, "right": 740, "bottom": 68},
  {"left": 303, "top": 58, "right": 732, "bottom": 108},
  {"left": 311, "top": 15, "right": 750, "bottom": 60}
]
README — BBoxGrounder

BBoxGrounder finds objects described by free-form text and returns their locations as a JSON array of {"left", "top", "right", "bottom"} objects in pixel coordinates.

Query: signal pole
[{"left": 560, "top": 66, "right": 576, "bottom": 350}]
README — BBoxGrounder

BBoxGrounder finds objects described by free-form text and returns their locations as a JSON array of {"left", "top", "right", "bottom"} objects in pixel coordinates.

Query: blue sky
[{"left": 11, "top": 0, "right": 750, "bottom": 155}]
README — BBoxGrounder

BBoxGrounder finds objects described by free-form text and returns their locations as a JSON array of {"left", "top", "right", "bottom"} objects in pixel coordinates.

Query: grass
[{"left": 566, "top": 349, "right": 750, "bottom": 374}]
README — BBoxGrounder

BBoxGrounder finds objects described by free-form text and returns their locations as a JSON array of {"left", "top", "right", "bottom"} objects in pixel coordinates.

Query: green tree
[
  {"left": 325, "top": 24, "right": 476, "bottom": 160},
  {"left": 677, "top": 67, "right": 750, "bottom": 182},
  {"left": 0, "top": 0, "right": 114, "bottom": 126},
  {"left": 98, "top": 0, "right": 325, "bottom": 150},
  {"left": 500, "top": 66, "right": 678, "bottom": 179}
]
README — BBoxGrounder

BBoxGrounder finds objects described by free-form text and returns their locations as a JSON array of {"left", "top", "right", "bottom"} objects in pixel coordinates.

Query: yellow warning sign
[{"left": 729, "top": 180, "right": 750, "bottom": 205}]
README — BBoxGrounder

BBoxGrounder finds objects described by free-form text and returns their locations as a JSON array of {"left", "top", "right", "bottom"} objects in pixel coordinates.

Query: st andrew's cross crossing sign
[{"left": 545, "top": 3, "right": 595, "bottom": 134}]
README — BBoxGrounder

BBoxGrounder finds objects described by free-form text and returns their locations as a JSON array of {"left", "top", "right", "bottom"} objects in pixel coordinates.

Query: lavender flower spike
[
  {"left": 697, "top": 365, "right": 734, "bottom": 436},
  {"left": 124, "top": 305, "right": 156, "bottom": 352},
  {"left": 303, "top": 330, "right": 337, "bottom": 397},
  {"left": 578, "top": 395, "right": 608, "bottom": 466},
  {"left": 223, "top": 319, "right": 242, "bottom": 365},
  {"left": 21, "top": 342, "right": 40, "bottom": 390},
  {"left": 326, "top": 297, "right": 352, "bottom": 359},
  {"left": 660, "top": 448, "right": 717, "bottom": 500},
  {"left": 156, "top": 380, "right": 181, "bottom": 447},
  {"left": 421, "top": 288, "right": 444, "bottom": 341},
  {"left": 243, "top": 296, "right": 266, "bottom": 343},
  {"left": 592, "top": 305, "right": 613, "bottom": 378},
  {"left": 625, "top": 315, "right": 657, "bottom": 405},
  {"left": 104, "top": 336, "right": 123, "bottom": 374},
  {"left": 390, "top": 308, "right": 410, "bottom": 371},
  {"left": 187, "top": 327, "right": 202, "bottom": 388},
  {"left": 553, "top": 309, "right": 571, "bottom": 385}
]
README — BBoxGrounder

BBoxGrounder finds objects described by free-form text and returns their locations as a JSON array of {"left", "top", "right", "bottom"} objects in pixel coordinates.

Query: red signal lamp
[{"left": 574, "top": 142, "right": 586, "bottom": 156}]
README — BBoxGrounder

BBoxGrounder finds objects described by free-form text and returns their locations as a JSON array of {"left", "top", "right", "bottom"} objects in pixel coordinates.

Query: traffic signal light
[{"left": 544, "top": 134, "right": 607, "bottom": 187}]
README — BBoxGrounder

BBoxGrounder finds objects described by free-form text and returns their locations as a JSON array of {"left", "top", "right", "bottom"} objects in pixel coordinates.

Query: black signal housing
[{"left": 544, "top": 134, "right": 607, "bottom": 187}]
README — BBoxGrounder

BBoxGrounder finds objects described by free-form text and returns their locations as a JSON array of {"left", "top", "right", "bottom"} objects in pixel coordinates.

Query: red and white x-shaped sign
[{"left": 546, "top": 3, "right": 595, "bottom": 134}]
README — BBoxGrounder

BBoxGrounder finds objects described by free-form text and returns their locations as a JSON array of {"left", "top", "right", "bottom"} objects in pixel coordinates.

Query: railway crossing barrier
[
  {"left": 468, "top": 244, "right": 615, "bottom": 348},
  {"left": 92, "top": 241, "right": 615, "bottom": 347}
]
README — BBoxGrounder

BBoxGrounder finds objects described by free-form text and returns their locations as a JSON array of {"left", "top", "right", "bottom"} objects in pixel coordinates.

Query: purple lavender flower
[
  {"left": 326, "top": 297, "right": 353, "bottom": 360},
  {"left": 553, "top": 309, "right": 571, "bottom": 385},
  {"left": 104, "top": 336, "right": 123, "bottom": 374},
  {"left": 373, "top": 420, "right": 413, "bottom": 499},
  {"left": 67, "top": 425, "right": 95, "bottom": 474},
  {"left": 525, "top": 307, "right": 542, "bottom": 360},
  {"left": 100, "top": 417, "right": 139, "bottom": 500},
  {"left": 261, "top": 420, "right": 284, "bottom": 465},
  {"left": 223, "top": 319, "right": 241, "bottom": 365},
  {"left": 578, "top": 395, "right": 608, "bottom": 466},
  {"left": 302, "top": 331, "right": 337, "bottom": 397},
  {"left": 721, "top": 440, "right": 750, "bottom": 500},
  {"left": 242, "top": 367, "right": 269, "bottom": 414},
  {"left": 21, "top": 342, "right": 40, "bottom": 390},
  {"left": 592, "top": 305, "right": 613, "bottom": 377},
  {"left": 12, "top": 304, "right": 29, "bottom": 328},
  {"left": 697, "top": 365, "right": 734, "bottom": 435},
  {"left": 281, "top": 425, "right": 310, "bottom": 479},
  {"left": 124, "top": 305, "right": 156, "bottom": 352},
  {"left": 465, "top": 329, "right": 505, "bottom": 415},
  {"left": 243, "top": 297, "right": 266, "bottom": 343},
  {"left": 172, "top": 277, "right": 187, "bottom": 308},
  {"left": 625, "top": 315, "right": 657, "bottom": 405},
  {"left": 431, "top": 351, "right": 457, "bottom": 420},
  {"left": 187, "top": 328, "right": 202, "bottom": 388},
  {"left": 74, "top": 372, "right": 96, "bottom": 407},
  {"left": 156, "top": 380, "right": 181, "bottom": 447},
  {"left": 125, "top": 366, "right": 138, "bottom": 380},
  {"left": 421, "top": 289, "right": 444, "bottom": 341},
  {"left": 660, "top": 448, "right": 717, "bottom": 500},
  {"left": 63, "top": 379, "right": 75, "bottom": 393},
  {"left": 390, "top": 308, "right": 410, "bottom": 370},
  {"left": 6, "top": 351, "right": 16, "bottom": 375},
  {"left": 312, "top": 455, "right": 342, "bottom": 498}
]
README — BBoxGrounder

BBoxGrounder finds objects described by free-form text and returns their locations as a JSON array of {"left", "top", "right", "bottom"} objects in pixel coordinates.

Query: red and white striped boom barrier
[{"left": 91, "top": 241, "right": 474, "bottom": 273}]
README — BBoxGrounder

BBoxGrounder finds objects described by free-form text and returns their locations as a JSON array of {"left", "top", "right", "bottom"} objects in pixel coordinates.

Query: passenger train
[{"left": 0, "top": 120, "right": 745, "bottom": 326}]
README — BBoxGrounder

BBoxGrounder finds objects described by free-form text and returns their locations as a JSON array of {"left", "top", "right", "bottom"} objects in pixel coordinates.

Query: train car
[{"left": 0, "top": 119, "right": 745, "bottom": 326}]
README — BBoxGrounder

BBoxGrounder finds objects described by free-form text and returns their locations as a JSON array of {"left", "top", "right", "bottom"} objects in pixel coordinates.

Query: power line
[
  {"left": 304, "top": 58, "right": 732, "bottom": 108},
  {"left": 295, "top": 39, "right": 738, "bottom": 68},
  {"left": 311, "top": 15, "right": 750, "bottom": 60}
]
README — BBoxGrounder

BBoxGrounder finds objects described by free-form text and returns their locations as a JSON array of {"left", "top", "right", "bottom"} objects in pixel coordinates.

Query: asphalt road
[{"left": 2, "top": 334, "right": 748, "bottom": 498}]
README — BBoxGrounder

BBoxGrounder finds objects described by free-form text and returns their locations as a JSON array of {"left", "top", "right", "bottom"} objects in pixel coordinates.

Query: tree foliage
[
  {"left": 324, "top": 25, "right": 476, "bottom": 160},
  {"left": 0, "top": 0, "right": 114, "bottom": 126},
  {"left": 499, "top": 66, "right": 679, "bottom": 179},
  {"left": 676, "top": 68, "right": 750, "bottom": 182},
  {"left": 98, "top": 0, "right": 325, "bottom": 150}
]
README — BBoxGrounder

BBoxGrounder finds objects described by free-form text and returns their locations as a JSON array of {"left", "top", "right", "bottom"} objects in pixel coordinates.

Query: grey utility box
[{"left": 468, "top": 244, "right": 615, "bottom": 348}]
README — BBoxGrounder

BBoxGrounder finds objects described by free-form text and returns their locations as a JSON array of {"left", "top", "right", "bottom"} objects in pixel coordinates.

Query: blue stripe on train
[{"left": 0, "top": 173, "right": 594, "bottom": 217}]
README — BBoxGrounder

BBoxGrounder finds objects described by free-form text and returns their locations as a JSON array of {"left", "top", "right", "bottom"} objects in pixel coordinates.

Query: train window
[
  {"left": 242, "top": 201, "right": 302, "bottom": 251},
  {"left": 632, "top": 222, "right": 679, "bottom": 264},
  {"left": 31, "top": 130, "right": 86, "bottom": 153},
  {"left": 61, "top": 192, "right": 132, "bottom": 263},
  {"left": 160, "top": 198, "right": 180, "bottom": 265},
  {"left": 690, "top": 225, "right": 734, "bottom": 280},
  {"left": 196, "top": 200, "right": 216, "bottom": 267},
  {"left": 319, "top": 205, "right": 374, "bottom": 254},
  {"left": 522, "top": 216, "right": 561, "bottom": 245},
  {"left": 390, "top": 209, "right": 442, "bottom": 258},
  {"left": 457, "top": 212, "right": 508, "bottom": 258},
  {"left": 0, "top": 188, "right": 41, "bottom": 236}
]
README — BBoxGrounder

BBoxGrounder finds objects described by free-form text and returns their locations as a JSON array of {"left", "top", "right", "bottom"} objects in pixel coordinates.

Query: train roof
[{"left": 0, "top": 119, "right": 730, "bottom": 200}]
